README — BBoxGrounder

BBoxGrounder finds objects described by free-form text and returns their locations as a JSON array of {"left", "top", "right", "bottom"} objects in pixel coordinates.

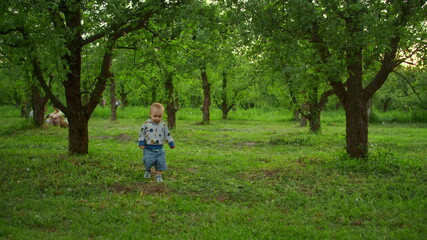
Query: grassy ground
[{"left": 0, "top": 108, "right": 426, "bottom": 239}]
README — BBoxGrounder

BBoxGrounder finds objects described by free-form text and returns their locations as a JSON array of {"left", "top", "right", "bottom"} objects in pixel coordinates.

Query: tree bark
[
  {"left": 61, "top": 1, "right": 88, "bottom": 154},
  {"left": 165, "top": 71, "right": 178, "bottom": 130},
  {"left": 110, "top": 75, "right": 118, "bottom": 121},
  {"left": 200, "top": 66, "right": 211, "bottom": 124},
  {"left": 382, "top": 98, "right": 391, "bottom": 112},
  {"left": 31, "top": 84, "right": 48, "bottom": 127},
  {"left": 344, "top": 40, "right": 368, "bottom": 158},
  {"left": 67, "top": 111, "right": 89, "bottom": 154},
  {"left": 20, "top": 105, "right": 28, "bottom": 118},
  {"left": 300, "top": 116, "right": 307, "bottom": 127},
  {"left": 299, "top": 102, "right": 309, "bottom": 127},
  {"left": 344, "top": 98, "right": 369, "bottom": 158},
  {"left": 218, "top": 71, "right": 234, "bottom": 120},
  {"left": 118, "top": 82, "right": 131, "bottom": 108},
  {"left": 220, "top": 71, "right": 229, "bottom": 120},
  {"left": 294, "top": 110, "right": 300, "bottom": 122},
  {"left": 308, "top": 105, "right": 321, "bottom": 132}
]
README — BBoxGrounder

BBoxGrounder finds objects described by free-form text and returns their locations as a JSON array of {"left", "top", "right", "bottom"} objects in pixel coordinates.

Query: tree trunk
[
  {"left": 31, "top": 84, "right": 48, "bottom": 127},
  {"left": 165, "top": 71, "right": 178, "bottom": 130},
  {"left": 200, "top": 66, "right": 211, "bottom": 124},
  {"left": 20, "top": 104, "right": 29, "bottom": 118},
  {"left": 219, "top": 71, "right": 233, "bottom": 120},
  {"left": 220, "top": 71, "right": 228, "bottom": 120},
  {"left": 307, "top": 88, "right": 321, "bottom": 133},
  {"left": 166, "top": 103, "right": 177, "bottom": 130},
  {"left": 120, "top": 95, "right": 128, "bottom": 109},
  {"left": 221, "top": 111, "right": 228, "bottom": 120},
  {"left": 294, "top": 110, "right": 300, "bottom": 122},
  {"left": 300, "top": 116, "right": 307, "bottom": 127},
  {"left": 61, "top": 1, "right": 87, "bottom": 155},
  {"left": 110, "top": 75, "right": 118, "bottom": 121},
  {"left": 344, "top": 46, "right": 368, "bottom": 158},
  {"left": 66, "top": 37, "right": 114, "bottom": 155},
  {"left": 345, "top": 99, "right": 369, "bottom": 159},
  {"left": 306, "top": 87, "right": 327, "bottom": 133},
  {"left": 118, "top": 83, "right": 131, "bottom": 108},
  {"left": 308, "top": 105, "right": 321, "bottom": 133},
  {"left": 67, "top": 111, "right": 89, "bottom": 154},
  {"left": 382, "top": 98, "right": 391, "bottom": 112}
]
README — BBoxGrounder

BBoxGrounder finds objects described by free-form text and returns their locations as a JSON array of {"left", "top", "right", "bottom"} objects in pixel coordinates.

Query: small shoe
[
  {"left": 156, "top": 175, "right": 163, "bottom": 183},
  {"left": 144, "top": 172, "right": 151, "bottom": 178}
]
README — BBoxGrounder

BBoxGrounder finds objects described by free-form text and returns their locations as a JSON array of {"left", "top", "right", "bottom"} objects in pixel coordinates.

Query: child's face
[{"left": 150, "top": 110, "right": 163, "bottom": 123}]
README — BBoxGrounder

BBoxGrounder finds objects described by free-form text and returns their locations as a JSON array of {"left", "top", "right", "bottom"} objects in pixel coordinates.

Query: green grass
[
  {"left": 370, "top": 109, "right": 427, "bottom": 123},
  {"left": 91, "top": 106, "right": 295, "bottom": 122},
  {"left": 0, "top": 107, "right": 426, "bottom": 239}
]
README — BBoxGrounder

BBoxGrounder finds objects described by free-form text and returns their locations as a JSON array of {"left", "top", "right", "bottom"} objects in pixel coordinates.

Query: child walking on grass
[{"left": 138, "top": 103, "right": 175, "bottom": 183}]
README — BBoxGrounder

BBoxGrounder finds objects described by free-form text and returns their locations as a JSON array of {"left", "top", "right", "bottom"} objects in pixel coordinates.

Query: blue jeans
[{"left": 143, "top": 148, "right": 167, "bottom": 172}]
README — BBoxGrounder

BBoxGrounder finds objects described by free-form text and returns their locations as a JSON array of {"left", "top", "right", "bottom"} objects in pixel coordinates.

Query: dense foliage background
[{"left": 1, "top": 0, "right": 426, "bottom": 156}]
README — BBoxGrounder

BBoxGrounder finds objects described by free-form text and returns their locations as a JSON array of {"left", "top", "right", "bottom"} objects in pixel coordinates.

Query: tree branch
[
  {"left": 32, "top": 59, "right": 67, "bottom": 114},
  {"left": 362, "top": 37, "right": 400, "bottom": 101},
  {"left": 85, "top": 4, "right": 167, "bottom": 115},
  {"left": 363, "top": 0, "right": 423, "bottom": 101},
  {"left": 319, "top": 88, "right": 336, "bottom": 109},
  {"left": 0, "top": 26, "right": 25, "bottom": 35},
  {"left": 86, "top": 40, "right": 115, "bottom": 116},
  {"left": 82, "top": 2, "right": 167, "bottom": 46},
  {"left": 392, "top": 70, "right": 422, "bottom": 102}
]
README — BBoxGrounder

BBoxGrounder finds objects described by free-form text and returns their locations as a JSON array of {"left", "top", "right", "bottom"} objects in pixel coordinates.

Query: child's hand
[{"left": 139, "top": 145, "right": 145, "bottom": 149}]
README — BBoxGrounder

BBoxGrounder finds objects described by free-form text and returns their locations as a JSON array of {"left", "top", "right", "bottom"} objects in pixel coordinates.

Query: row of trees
[{"left": 1, "top": 0, "right": 426, "bottom": 158}]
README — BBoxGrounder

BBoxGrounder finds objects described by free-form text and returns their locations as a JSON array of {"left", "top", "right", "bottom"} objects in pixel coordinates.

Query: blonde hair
[{"left": 150, "top": 103, "right": 164, "bottom": 114}]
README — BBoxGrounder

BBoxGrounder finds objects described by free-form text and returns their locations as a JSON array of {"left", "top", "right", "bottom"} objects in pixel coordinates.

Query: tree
[
  {"left": 110, "top": 45, "right": 159, "bottom": 107},
  {"left": 213, "top": 57, "right": 253, "bottom": 120},
  {"left": 179, "top": 1, "right": 224, "bottom": 124},
  {"left": 120, "top": 27, "right": 183, "bottom": 129},
  {"left": 307, "top": 0, "right": 426, "bottom": 158},
  {"left": 211, "top": 8, "right": 254, "bottom": 120},
  {"left": 236, "top": 0, "right": 336, "bottom": 133},
  {"left": 2, "top": 0, "right": 178, "bottom": 154},
  {"left": 243, "top": 0, "right": 426, "bottom": 158},
  {"left": 262, "top": 41, "right": 335, "bottom": 133}
]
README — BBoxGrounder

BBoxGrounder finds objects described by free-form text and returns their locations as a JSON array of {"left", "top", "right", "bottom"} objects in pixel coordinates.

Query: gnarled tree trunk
[{"left": 31, "top": 84, "right": 48, "bottom": 127}]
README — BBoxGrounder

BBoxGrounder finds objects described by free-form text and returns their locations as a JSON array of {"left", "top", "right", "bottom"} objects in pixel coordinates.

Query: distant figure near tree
[{"left": 46, "top": 106, "right": 68, "bottom": 128}]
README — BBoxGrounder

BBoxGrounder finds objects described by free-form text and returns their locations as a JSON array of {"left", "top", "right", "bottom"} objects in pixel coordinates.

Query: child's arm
[{"left": 164, "top": 124, "right": 175, "bottom": 148}]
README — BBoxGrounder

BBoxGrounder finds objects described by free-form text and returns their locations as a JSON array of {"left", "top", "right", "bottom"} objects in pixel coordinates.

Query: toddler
[{"left": 138, "top": 103, "right": 175, "bottom": 182}]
